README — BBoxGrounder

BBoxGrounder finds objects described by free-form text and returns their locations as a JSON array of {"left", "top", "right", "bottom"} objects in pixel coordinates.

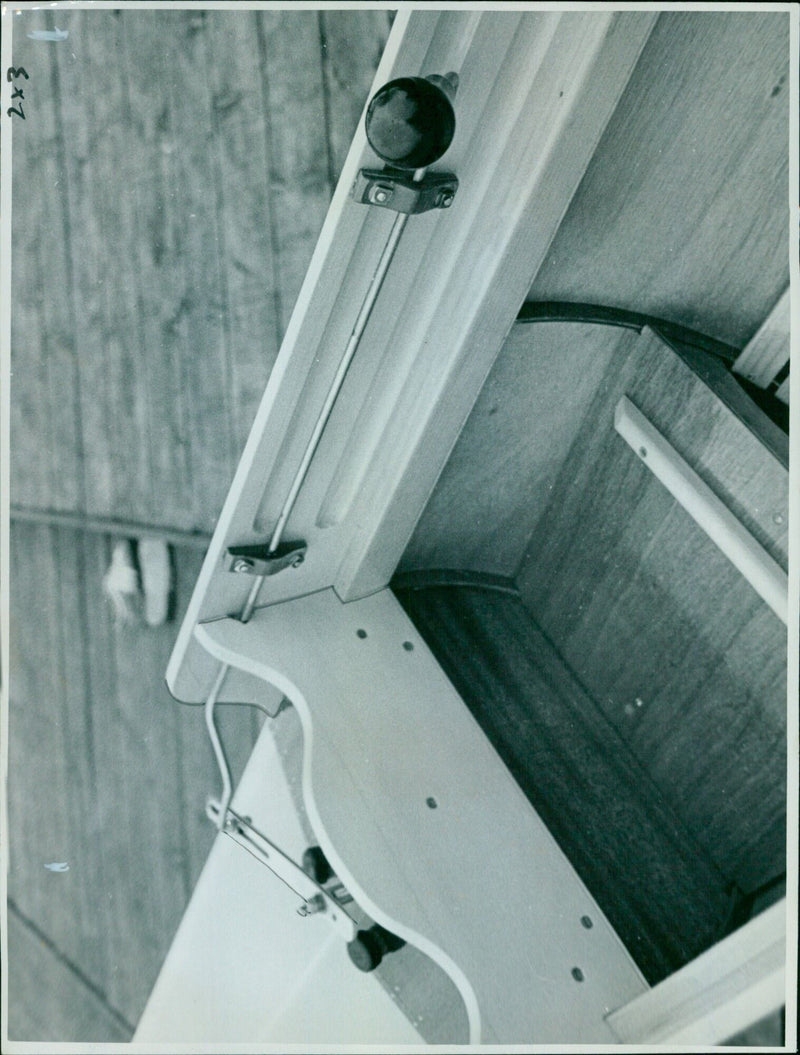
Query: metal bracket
[
  {"left": 226, "top": 539, "right": 307, "bottom": 577},
  {"left": 352, "top": 168, "right": 458, "bottom": 214},
  {"left": 206, "top": 800, "right": 357, "bottom": 941}
]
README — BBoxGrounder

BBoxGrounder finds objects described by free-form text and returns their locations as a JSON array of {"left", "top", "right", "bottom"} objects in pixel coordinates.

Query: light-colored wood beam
[
  {"left": 614, "top": 394, "right": 789, "bottom": 624},
  {"left": 605, "top": 899, "right": 786, "bottom": 1045},
  {"left": 734, "top": 286, "right": 790, "bottom": 388}
]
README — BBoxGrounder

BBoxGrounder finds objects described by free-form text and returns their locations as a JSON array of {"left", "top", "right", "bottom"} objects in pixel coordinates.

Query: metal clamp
[
  {"left": 352, "top": 168, "right": 458, "bottom": 214},
  {"left": 226, "top": 540, "right": 306, "bottom": 577}
]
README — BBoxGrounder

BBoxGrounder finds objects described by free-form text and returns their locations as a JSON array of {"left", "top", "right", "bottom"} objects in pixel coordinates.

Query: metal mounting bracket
[
  {"left": 352, "top": 168, "right": 458, "bottom": 214},
  {"left": 206, "top": 799, "right": 357, "bottom": 941},
  {"left": 225, "top": 539, "right": 307, "bottom": 577}
]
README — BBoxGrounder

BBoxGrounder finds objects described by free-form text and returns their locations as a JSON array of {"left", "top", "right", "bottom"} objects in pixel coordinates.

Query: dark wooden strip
[
  {"left": 157, "top": 11, "right": 237, "bottom": 530},
  {"left": 116, "top": 11, "right": 197, "bottom": 529},
  {"left": 7, "top": 524, "right": 109, "bottom": 987},
  {"left": 396, "top": 585, "right": 734, "bottom": 985},
  {"left": 8, "top": 22, "right": 53, "bottom": 510},
  {"left": 6, "top": 902, "right": 132, "bottom": 1042}
]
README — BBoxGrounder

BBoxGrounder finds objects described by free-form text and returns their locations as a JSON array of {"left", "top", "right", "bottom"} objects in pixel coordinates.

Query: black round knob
[
  {"left": 301, "top": 845, "right": 333, "bottom": 885},
  {"left": 347, "top": 927, "right": 385, "bottom": 972},
  {"left": 347, "top": 923, "right": 405, "bottom": 972},
  {"left": 365, "top": 76, "right": 456, "bottom": 169}
]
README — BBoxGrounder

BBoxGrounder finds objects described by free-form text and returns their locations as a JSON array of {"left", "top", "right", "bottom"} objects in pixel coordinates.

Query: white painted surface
[
  {"left": 167, "top": 9, "right": 657, "bottom": 706},
  {"left": 194, "top": 587, "right": 648, "bottom": 1044},
  {"left": 134, "top": 721, "right": 422, "bottom": 1045},
  {"left": 606, "top": 899, "right": 786, "bottom": 1045},
  {"left": 615, "top": 394, "right": 789, "bottom": 624}
]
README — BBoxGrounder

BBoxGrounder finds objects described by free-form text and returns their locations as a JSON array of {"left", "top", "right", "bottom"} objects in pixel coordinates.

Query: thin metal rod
[
  {"left": 203, "top": 174, "right": 424, "bottom": 828},
  {"left": 268, "top": 207, "right": 411, "bottom": 555},
  {"left": 205, "top": 662, "right": 233, "bottom": 829}
]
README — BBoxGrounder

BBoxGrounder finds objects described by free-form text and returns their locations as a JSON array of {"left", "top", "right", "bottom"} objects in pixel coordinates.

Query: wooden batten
[
  {"left": 734, "top": 286, "right": 791, "bottom": 389},
  {"left": 167, "top": 8, "right": 658, "bottom": 705},
  {"left": 605, "top": 899, "right": 786, "bottom": 1045}
]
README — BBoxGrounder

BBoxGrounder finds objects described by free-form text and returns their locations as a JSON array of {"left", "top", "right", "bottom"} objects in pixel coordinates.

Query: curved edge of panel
[{"left": 194, "top": 618, "right": 483, "bottom": 1044}]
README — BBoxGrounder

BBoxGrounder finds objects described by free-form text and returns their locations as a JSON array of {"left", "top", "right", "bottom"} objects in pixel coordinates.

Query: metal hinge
[{"left": 352, "top": 168, "right": 458, "bottom": 214}]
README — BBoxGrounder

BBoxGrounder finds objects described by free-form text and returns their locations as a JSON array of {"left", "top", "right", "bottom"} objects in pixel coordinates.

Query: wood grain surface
[
  {"left": 529, "top": 11, "right": 790, "bottom": 349},
  {"left": 7, "top": 9, "right": 389, "bottom": 1040},
  {"left": 6, "top": 524, "right": 259, "bottom": 1033},
  {"left": 395, "top": 583, "right": 734, "bottom": 985},
  {"left": 517, "top": 329, "right": 788, "bottom": 893},
  {"left": 9, "top": 8, "right": 391, "bottom": 532}
]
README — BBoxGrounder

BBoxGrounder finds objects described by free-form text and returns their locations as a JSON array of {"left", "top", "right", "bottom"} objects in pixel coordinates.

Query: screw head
[
  {"left": 370, "top": 185, "right": 391, "bottom": 204},
  {"left": 438, "top": 189, "right": 455, "bottom": 208},
  {"left": 292, "top": 553, "right": 305, "bottom": 568},
  {"left": 232, "top": 558, "right": 254, "bottom": 574}
]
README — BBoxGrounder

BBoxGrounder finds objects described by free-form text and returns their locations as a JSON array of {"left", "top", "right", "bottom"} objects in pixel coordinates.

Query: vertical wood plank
[
  {"left": 115, "top": 11, "right": 196, "bottom": 529},
  {"left": 203, "top": 12, "right": 283, "bottom": 455},
  {"left": 6, "top": 905, "right": 132, "bottom": 1042},
  {"left": 319, "top": 10, "right": 393, "bottom": 180},
  {"left": 7, "top": 524, "right": 109, "bottom": 989},
  {"left": 255, "top": 12, "right": 332, "bottom": 338},
  {"left": 153, "top": 11, "right": 237, "bottom": 530}
]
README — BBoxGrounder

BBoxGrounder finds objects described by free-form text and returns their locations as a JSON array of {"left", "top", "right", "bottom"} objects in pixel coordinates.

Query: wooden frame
[{"left": 160, "top": 8, "right": 791, "bottom": 1046}]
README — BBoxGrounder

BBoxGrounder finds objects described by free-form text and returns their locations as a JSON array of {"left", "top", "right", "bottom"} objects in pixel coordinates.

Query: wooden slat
[
  {"left": 614, "top": 396, "right": 788, "bottom": 623},
  {"left": 319, "top": 10, "right": 394, "bottom": 180},
  {"left": 54, "top": 11, "right": 150, "bottom": 520},
  {"left": 5, "top": 905, "right": 132, "bottom": 1043},
  {"left": 256, "top": 12, "right": 333, "bottom": 339},
  {"left": 733, "top": 287, "right": 790, "bottom": 388},
  {"left": 9, "top": 20, "right": 84, "bottom": 512},
  {"left": 115, "top": 11, "right": 197, "bottom": 529},
  {"left": 7, "top": 525, "right": 108, "bottom": 987},
  {"left": 529, "top": 11, "right": 790, "bottom": 348},
  {"left": 203, "top": 12, "right": 283, "bottom": 456},
  {"left": 517, "top": 328, "right": 787, "bottom": 892},
  {"left": 162, "top": 11, "right": 237, "bottom": 529},
  {"left": 8, "top": 23, "right": 51, "bottom": 510}
]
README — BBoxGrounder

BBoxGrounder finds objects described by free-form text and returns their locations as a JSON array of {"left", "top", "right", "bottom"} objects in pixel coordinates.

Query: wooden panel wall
[
  {"left": 517, "top": 329, "right": 788, "bottom": 894},
  {"left": 529, "top": 11, "right": 789, "bottom": 349},
  {"left": 6, "top": 8, "right": 390, "bottom": 1040},
  {"left": 6, "top": 524, "right": 262, "bottom": 1034},
  {"left": 400, "top": 323, "right": 635, "bottom": 577},
  {"left": 9, "top": 8, "right": 391, "bottom": 531}
]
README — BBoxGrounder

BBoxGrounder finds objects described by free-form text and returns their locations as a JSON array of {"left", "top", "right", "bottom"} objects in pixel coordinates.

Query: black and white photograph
[{"left": 0, "top": 1, "right": 797, "bottom": 1048}]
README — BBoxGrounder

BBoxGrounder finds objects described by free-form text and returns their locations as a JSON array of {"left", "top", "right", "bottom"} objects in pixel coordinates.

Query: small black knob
[
  {"left": 347, "top": 923, "right": 406, "bottom": 972},
  {"left": 365, "top": 76, "right": 456, "bottom": 169},
  {"left": 301, "top": 845, "right": 333, "bottom": 885}
]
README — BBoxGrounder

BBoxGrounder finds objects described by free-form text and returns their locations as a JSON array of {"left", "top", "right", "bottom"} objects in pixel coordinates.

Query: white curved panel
[{"left": 194, "top": 587, "right": 648, "bottom": 1043}]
